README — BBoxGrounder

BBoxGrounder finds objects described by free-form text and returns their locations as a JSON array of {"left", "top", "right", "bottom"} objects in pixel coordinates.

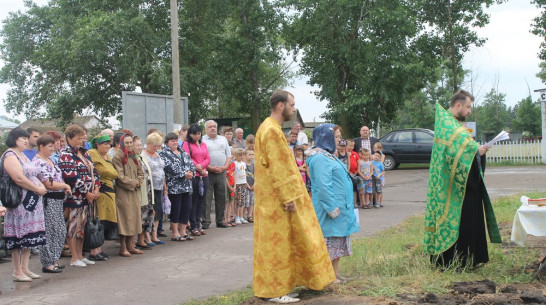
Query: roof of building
[
  {"left": 18, "top": 115, "right": 105, "bottom": 132},
  {"left": 0, "top": 117, "right": 19, "bottom": 129}
]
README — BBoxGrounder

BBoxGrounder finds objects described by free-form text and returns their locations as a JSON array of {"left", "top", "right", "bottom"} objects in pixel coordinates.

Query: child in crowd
[
  {"left": 294, "top": 145, "right": 310, "bottom": 186},
  {"left": 222, "top": 126, "right": 235, "bottom": 147},
  {"left": 357, "top": 148, "right": 373, "bottom": 209},
  {"left": 337, "top": 139, "right": 349, "bottom": 170},
  {"left": 233, "top": 149, "right": 248, "bottom": 225},
  {"left": 225, "top": 148, "right": 236, "bottom": 226},
  {"left": 347, "top": 139, "right": 360, "bottom": 206},
  {"left": 244, "top": 149, "right": 255, "bottom": 222},
  {"left": 372, "top": 150, "right": 385, "bottom": 208},
  {"left": 373, "top": 142, "right": 385, "bottom": 163},
  {"left": 245, "top": 134, "right": 255, "bottom": 151}
]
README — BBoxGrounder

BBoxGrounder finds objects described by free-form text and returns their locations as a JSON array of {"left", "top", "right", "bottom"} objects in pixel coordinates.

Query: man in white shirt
[
  {"left": 202, "top": 120, "right": 232, "bottom": 228},
  {"left": 292, "top": 122, "right": 308, "bottom": 145},
  {"left": 234, "top": 128, "right": 246, "bottom": 149}
]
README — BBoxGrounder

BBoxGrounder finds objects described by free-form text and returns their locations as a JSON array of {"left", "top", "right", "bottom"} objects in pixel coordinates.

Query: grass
[
  {"left": 182, "top": 287, "right": 254, "bottom": 305},
  {"left": 182, "top": 191, "right": 546, "bottom": 304}
]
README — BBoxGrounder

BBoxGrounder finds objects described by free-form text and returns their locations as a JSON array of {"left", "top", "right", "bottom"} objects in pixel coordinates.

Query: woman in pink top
[{"left": 182, "top": 124, "right": 210, "bottom": 236}]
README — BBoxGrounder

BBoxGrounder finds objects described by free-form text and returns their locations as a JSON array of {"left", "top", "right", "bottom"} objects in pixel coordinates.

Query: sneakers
[
  {"left": 70, "top": 260, "right": 86, "bottom": 268},
  {"left": 235, "top": 217, "right": 242, "bottom": 225},
  {"left": 240, "top": 217, "right": 248, "bottom": 224},
  {"left": 374, "top": 203, "right": 380, "bottom": 208},
  {"left": 81, "top": 258, "right": 96, "bottom": 265}
]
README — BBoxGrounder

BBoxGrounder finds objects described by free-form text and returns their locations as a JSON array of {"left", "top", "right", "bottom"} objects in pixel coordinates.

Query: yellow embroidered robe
[{"left": 253, "top": 117, "right": 335, "bottom": 298}]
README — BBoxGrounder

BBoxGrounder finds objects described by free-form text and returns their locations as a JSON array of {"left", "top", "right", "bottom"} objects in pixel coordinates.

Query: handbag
[
  {"left": 83, "top": 203, "right": 105, "bottom": 250},
  {"left": 0, "top": 151, "right": 22, "bottom": 209},
  {"left": 83, "top": 160, "right": 104, "bottom": 249}
]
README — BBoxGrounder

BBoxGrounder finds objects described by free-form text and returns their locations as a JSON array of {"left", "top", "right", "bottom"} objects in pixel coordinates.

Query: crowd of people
[
  {"left": 0, "top": 89, "right": 497, "bottom": 304},
  {"left": 0, "top": 122, "right": 262, "bottom": 281}
]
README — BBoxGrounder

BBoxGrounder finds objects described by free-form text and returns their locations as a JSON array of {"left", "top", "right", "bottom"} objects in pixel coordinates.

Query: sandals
[
  {"left": 182, "top": 234, "right": 194, "bottom": 241},
  {"left": 199, "top": 229, "right": 206, "bottom": 235},
  {"left": 128, "top": 248, "right": 143, "bottom": 254},
  {"left": 171, "top": 236, "right": 186, "bottom": 242},
  {"left": 119, "top": 251, "right": 131, "bottom": 257},
  {"left": 248, "top": 217, "right": 254, "bottom": 223},
  {"left": 191, "top": 229, "right": 201, "bottom": 236}
]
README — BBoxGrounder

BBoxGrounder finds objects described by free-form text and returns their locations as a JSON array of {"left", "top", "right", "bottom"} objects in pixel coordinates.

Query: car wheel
[{"left": 384, "top": 155, "right": 398, "bottom": 171}]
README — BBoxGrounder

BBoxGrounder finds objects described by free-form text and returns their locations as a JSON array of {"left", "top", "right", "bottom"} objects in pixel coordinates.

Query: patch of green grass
[
  {"left": 182, "top": 286, "right": 254, "bottom": 305},
  {"left": 338, "top": 192, "right": 546, "bottom": 297},
  {"left": 182, "top": 192, "right": 546, "bottom": 304}
]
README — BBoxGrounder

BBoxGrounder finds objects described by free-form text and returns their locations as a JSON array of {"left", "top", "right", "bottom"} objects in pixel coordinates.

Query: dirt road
[{"left": 0, "top": 166, "right": 544, "bottom": 304}]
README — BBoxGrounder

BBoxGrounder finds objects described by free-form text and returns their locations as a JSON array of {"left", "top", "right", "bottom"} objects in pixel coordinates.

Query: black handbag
[
  {"left": 83, "top": 203, "right": 105, "bottom": 250},
  {"left": 0, "top": 151, "right": 22, "bottom": 209}
]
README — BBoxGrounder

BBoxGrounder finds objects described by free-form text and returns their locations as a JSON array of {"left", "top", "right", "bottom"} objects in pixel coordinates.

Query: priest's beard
[{"left": 282, "top": 105, "right": 292, "bottom": 122}]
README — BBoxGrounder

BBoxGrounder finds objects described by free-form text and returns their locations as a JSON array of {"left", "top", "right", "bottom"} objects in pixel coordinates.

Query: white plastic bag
[{"left": 163, "top": 194, "right": 171, "bottom": 215}]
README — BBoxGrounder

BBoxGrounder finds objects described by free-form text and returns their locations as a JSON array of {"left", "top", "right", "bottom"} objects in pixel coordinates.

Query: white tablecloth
[{"left": 511, "top": 203, "right": 546, "bottom": 246}]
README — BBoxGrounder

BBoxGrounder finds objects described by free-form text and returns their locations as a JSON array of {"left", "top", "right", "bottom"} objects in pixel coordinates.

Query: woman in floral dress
[{"left": 3, "top": 128, "right": 47, "bottom": 282}]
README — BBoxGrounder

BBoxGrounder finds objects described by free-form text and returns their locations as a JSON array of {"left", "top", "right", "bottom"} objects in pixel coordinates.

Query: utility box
[{"left": 122, "top": 91, "right": 187, "bottom": 140}]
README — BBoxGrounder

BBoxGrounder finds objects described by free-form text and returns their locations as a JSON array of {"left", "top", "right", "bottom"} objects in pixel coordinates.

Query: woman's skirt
[{"left": 325, "top": 236, "right": 352, "bottom": 260}]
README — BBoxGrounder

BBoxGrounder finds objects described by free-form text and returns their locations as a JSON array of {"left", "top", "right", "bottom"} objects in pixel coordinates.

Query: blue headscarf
[{"left": 312, "top": 123, "right": 336, "bottom": 154}]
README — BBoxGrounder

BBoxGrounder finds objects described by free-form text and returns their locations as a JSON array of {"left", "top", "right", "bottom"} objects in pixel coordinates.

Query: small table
[{"left": 511, "top": 203, "right": 546, "bottom": 278}]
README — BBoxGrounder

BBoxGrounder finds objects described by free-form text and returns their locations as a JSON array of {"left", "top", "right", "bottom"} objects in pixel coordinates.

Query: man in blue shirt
[{"left": 23, "top": 127, "right": 40, "bottom": 160}]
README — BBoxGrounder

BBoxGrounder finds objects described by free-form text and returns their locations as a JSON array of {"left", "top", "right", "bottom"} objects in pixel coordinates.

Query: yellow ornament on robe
[{"left": 253, "top": 117, "right": 335, "bottom": 298}]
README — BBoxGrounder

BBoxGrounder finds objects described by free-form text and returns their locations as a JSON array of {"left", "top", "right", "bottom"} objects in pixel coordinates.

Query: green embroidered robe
[{"left": 423, "top": 104, "right": 501, "bottom": 255}]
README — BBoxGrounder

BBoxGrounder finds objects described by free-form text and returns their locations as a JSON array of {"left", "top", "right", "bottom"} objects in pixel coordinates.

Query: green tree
[
  {"left": 474, "top": 88, "right": 510, "bottom": 140},
  {"left": 512, "top": 96, "right": 541, "bottom": 138},
  {"left": 211, "top": 0, "right": 293, "bottom": 132},
  {"left": 284, "top": 0, "right": 442, "bottom": 137},
  {"left": 532, "top": 0, "right": 546, "bottom": 61},
  {"left": 417, "top": 0, "right": 505, "bottom": 92},
  {"left": 0, "top": 0, "right": 171, "bottom": 124}
]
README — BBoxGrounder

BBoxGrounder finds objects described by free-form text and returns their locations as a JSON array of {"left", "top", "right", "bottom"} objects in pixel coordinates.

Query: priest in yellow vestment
[{"left": 253, "top": 90, "right": 335, "bottom": 302}]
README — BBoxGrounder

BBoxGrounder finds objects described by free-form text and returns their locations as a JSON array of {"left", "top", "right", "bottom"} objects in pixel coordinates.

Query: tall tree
[
  {"left": 474, "top": 88, "right": 510, "bottom": 139},
  {"left": 512, "top": 96, "right": 541, "bottom": 137},
  {"left": 417, "top": 0, "right": 505, "bottom": 92},
  {"left": 532, "top": 0, "right": 546, "bottom": 62},
  {"left": 284, "top": 0, "right": 442, "bottom": 137},
  {"left": 212, "top": 0, "right": 292, "bottom": 132},
  {"left": 0, "top": 0, "right": 172, "bottom": 124}
]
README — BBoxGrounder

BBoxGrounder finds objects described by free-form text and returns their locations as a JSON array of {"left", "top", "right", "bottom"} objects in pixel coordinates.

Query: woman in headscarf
[
  {"left": 88, "top": 133, "right": 118, "bottom": 261},
  {"left": 306, "top": 123, "right": 359, "bottom": 283},
  {"left": 112, "top": 134, "right": 145, "bottom": 257}
]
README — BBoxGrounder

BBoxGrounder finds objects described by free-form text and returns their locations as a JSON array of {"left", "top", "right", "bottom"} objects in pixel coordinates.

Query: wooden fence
[{"left": 486, "top": 140, "right": 542, "bottom": 164}]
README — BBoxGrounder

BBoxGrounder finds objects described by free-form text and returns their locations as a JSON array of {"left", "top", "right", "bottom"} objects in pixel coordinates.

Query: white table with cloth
[{"left": 511, "top": 196, "right": 546, "bottom": 278}]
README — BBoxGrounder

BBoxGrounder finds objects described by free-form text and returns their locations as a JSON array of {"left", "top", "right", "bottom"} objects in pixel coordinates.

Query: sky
[{"left": 0, "top": 0, "right": 543, "bottom": 124}]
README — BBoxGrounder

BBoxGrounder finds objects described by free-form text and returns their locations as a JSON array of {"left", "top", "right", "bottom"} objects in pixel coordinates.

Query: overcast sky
[{"left": 0, "top": 0, "right": 543, "bottom": 124}]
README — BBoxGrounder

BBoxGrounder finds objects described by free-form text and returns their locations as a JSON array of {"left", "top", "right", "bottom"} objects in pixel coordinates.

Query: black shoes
[
  {"left": 88, "top": 253, "right": 108, "bottom": 261},
  {"left": 202, "top": 224, "right": 210, "bottom": 229},
  {"left": 42, "top": 266, "right": 63, "bottom": 273},
  {"left": 216, "top": 223, "right": 228, "bottom": 228}
]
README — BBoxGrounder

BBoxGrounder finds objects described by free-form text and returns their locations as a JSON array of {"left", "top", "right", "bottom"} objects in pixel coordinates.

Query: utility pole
[{"left": 170, "top": 0, "right": 182, "bottom": 126}]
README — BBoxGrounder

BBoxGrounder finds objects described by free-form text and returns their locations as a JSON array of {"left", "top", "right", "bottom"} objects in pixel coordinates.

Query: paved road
[{"left": 0, "top": 166, "right": 544, "bottom": 304}]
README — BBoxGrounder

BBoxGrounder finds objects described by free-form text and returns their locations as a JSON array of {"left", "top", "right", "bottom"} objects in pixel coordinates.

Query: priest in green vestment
[{"left": 424, "top": 90, "right": 501, "bottom": 268}]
